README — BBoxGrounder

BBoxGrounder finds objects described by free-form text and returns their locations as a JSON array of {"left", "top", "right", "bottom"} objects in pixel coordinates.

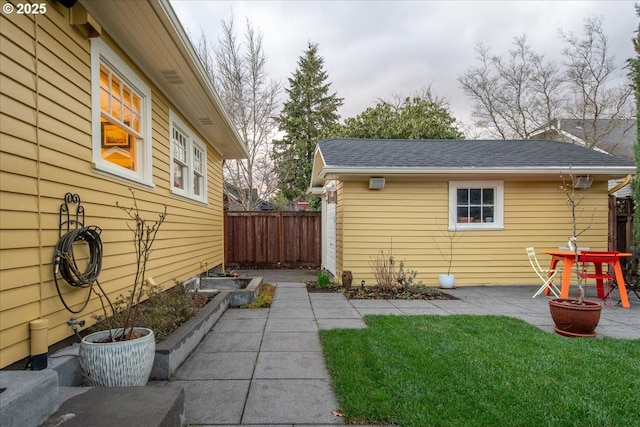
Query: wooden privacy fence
[{"left": 224, "top": 211, "right": 321, "bottom": 268}]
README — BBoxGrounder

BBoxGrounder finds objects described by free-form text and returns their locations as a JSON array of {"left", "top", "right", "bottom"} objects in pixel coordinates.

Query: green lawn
[{"left": 319, "top": 315, "right": 640, "bottom": 427}]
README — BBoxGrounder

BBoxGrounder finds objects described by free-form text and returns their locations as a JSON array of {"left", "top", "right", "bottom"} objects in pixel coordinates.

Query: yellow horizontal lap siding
[
  {"left": 338, "top": 180, "right": 610, "bottom": 287},
  {"left": 0, "top": 151, "right": 37, "bottom": 183},
  {"left": 1, "top": 114, "right": 38, "bottom": 144},
  {"left": 0, "top": 266, "right": 40, "bottom": 293},
  {"left": 2, "top": 88, "right": 37, "bottom": 129},
  {"left": 0, "top": 334, "right": 29, "bottom": 369},
  {"left": 1, "top": 42, "right": 36, "bottom": 89},
  {"left": 0, "top": 4, "right": 227, "bottom": 368}
]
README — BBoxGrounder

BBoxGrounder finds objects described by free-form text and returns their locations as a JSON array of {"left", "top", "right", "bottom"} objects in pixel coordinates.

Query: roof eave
[
  {"left": 317, "top": 166, "right": 636, "bottom": 182},
  {"left": 309, "top": 145, "right": 328, "bottom": 187},
  {"left": 80, "top": 0, "right": 248, "bottom": 159}
]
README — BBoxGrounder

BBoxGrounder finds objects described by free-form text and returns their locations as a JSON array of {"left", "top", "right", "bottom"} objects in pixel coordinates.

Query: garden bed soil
[{"left": 305, "top": 282, "right": 458, "bottom": 300}]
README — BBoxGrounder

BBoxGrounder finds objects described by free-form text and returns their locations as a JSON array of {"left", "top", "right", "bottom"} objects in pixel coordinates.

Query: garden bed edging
[{"left": 48, "top": 277, "right": 263, "bottom": 385}]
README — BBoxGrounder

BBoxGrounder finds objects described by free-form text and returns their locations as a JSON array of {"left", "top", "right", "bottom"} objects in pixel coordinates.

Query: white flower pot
[
  {"left": 438, "top": 274, "right": 456, "bottom": 289},
  {"left": 79, "top": 327, "right": 155, "bottom": 386}
]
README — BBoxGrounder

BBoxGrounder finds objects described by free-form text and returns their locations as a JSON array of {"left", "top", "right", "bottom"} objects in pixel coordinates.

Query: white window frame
[
  {"left": 91, "top": 38, "right": 153, "bottom": 187},
  {"left": 448, "top": 180, "right": 504, "bottom": 231},
  {"left": 169, "top": 110, "right": 207, "bottom": 203}
]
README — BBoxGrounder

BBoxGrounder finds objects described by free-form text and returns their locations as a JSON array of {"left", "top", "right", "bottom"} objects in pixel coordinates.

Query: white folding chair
[{"left": 526, "top": 247, "right": 560, "bottom": 298}]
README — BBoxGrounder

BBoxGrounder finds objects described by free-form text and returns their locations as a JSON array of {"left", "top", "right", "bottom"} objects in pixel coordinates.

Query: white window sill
[
  {"left": 451, "top": 223, "right": 504, "bottom": 232},
  {"left": 170, "top": 190, "right": 208, "bottom": 205},
  {"left": 93, "top": 163, "right": 155, "bottom": 189}
]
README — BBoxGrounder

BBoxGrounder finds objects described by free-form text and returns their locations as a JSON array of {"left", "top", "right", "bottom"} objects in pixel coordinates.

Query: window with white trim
[
  {"left": 91, "top": 39, "right": 153, "bottom": 186},
  {"left": 448, "top": 181, "right": 504, "bottom": 230},
  {"left": 170, "top": 111, "right": 207, "bottom": 202}
]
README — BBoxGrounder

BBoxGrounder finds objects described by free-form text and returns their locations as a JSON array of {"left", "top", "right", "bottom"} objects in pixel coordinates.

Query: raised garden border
[{"left": 47, "top": 277, "right": 263, "bottom": 386}]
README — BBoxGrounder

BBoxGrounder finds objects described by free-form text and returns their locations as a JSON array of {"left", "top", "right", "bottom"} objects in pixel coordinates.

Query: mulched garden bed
[{"left": 305, "top": 282, "right": 458, "bottom": 300}]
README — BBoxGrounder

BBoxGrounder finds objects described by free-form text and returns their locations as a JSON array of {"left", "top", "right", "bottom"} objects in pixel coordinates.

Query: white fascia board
[
  {"left": 557, "top": 130, "right": 586, "bottom": 145},
  {"left": 319, "top": 166, "right": 636, "bottom": 179},
  {"left": 529, "top": 126, "right": 555, "bottom": 137},
  {"left": 158, "top": 0, "right": 249, "bottom": 159},
  {"left": 309, "top": 146, "right": 328, "bottom": 187},
  {"left": 528, "top": 127, "right": 585, "bottom": 145}
]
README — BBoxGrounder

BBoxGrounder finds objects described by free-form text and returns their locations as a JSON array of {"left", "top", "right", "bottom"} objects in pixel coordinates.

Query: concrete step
[
  {"left": 0, "top": 370, "right": 59, "bottom": 427},
  {"left": 43, "top": 385, "right": 184, "bottom": 427}
]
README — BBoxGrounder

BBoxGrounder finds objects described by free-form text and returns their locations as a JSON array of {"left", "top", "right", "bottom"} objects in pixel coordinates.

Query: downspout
[
  {"left": 608, "top": 174, "right": 633, "bottom": 195},
  {"left": 34, "top": 13, "right": 43, "bottom": 318}
]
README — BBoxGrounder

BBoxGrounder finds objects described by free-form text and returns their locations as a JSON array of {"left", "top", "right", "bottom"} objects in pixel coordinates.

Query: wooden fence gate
[
  {"left": 609, "top": 196, "right": 634, "bottom": 253},
  {"left": 224, "top": 211, "right": 321, "bottom": 268}
]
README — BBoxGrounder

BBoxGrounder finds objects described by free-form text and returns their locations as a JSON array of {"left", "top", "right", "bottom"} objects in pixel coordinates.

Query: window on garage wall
[{"left": 449, "top": 181, "right": 504, "bottom": 230}]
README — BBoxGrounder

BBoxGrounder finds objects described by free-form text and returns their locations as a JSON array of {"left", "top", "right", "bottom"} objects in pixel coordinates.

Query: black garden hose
[{"left": 53, "top": 226, "right": 107, "bottom": 313}]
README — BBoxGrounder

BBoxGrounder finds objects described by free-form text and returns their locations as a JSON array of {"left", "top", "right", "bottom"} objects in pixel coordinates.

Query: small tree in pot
[
  {"left": 432, "top": 219, "right": 463, "bottom": 289},
  {"left": 79, "top": 189, "right": 167, "bottom": 386},
  {"left": 548, "top": 172, "right": 602, "bottom": 337}
]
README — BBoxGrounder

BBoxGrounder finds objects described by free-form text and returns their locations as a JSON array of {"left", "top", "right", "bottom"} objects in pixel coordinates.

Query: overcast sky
[{"left": 171, "top": 1, "right": 637, "bottom": 134}]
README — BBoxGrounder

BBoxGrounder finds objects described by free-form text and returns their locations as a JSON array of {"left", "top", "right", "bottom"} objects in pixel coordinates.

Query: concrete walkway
[{"left": 166, "top": 271, "right": 639, "bottom": 426}]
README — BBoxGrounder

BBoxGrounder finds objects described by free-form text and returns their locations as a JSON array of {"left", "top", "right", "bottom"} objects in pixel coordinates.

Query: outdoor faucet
[{"left": 67, "top": 317, "right": 85, "bottom": 341}]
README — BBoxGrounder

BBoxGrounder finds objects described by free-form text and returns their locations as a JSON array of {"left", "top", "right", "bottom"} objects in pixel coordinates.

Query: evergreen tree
[{"left": 272, "top": 42, "right": 343, "bottom": 202}]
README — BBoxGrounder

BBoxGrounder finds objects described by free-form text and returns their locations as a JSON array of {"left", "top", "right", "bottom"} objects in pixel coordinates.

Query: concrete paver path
[{"left": 170, "top": 274, "right": 639, "bottom": 426}]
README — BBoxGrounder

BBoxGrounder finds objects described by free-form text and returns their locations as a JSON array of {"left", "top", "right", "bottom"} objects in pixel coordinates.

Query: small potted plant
[
  {"left": 548, "top": 172, "right": 602, "bottom": 337},
  {"left": 79, "top": 189, "right": 167, "bottom": 386},
  {"left": 432, "top": 220, "right": 463, "bottom": 289}
]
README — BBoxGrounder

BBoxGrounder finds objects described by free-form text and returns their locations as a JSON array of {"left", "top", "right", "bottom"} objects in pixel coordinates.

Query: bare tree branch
[
  {"left": 459, "top": 37, "right": 563, "bottom": 139},
  {"left": 560, "top": 16, "right": 634, "bottom": 147},
  {"left": 193, "top": 16, "right": 281, "bottom": 210},
  {"left": 459, "top": 16, "right": 634, "bottom": 144}
]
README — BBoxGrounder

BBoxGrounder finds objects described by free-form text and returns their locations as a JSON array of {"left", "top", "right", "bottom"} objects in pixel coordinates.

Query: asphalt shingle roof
[{"left": 318, "top": 138, "right": 635, "bottom": 169}]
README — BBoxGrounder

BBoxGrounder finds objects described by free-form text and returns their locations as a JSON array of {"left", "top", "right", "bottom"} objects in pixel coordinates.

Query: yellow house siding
[
  {"left": 1, "top": 9, "right": 40, "bottom": 366},
  {"left": 0, "top": 3, "right": 229, "bottom": 368},
  {"left": 338, "top": 179, "right": 609, "bottom": 287},
  {"left": 1, "top": 13, "right": 36, "bottom": 88}
]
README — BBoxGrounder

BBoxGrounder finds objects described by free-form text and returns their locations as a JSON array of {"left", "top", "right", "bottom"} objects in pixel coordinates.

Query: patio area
[
  {"left": 165, "top": 270, "right": 638, "bottom": 425},
  {"left": 36, "top": 270, "right": 638, "bottom": 427},
  {"left": 238, "top": 268, "right": 640, "bottom": 339}
]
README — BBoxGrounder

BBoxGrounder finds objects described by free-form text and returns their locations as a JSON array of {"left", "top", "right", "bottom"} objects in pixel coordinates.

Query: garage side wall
[{"left": 336, "top": 179, "right": 609, "bottom": 287}]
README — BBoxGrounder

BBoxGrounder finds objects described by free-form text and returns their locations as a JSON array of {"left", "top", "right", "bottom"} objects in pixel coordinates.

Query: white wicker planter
[{"left": 79, "top": 327, "right": 155, "bottom": 387}]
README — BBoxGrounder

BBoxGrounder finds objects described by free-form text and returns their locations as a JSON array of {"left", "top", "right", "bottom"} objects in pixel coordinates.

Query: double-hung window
[
  {"left": 448, "top": 181, "right": 504, "bottom": 230},
  {"left": 170, "top": 111, "right": 207, "bottom": 203},
  {"left": 91, "top": 39, "right": 152, "bottom": 186}
]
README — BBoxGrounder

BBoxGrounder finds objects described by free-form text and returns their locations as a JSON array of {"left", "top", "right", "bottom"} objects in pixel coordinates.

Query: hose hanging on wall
[{"left": 53, "top": 193, "right": 109, "bottom": 314}]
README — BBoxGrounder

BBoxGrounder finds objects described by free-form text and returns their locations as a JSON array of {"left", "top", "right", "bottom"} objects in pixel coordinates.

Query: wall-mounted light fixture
[
  {"left": 573, "top": 176, "right": 593, "bottom": 190},
  {"left": 327, "top": 187, "right": 337, "bottom": 204},
  {"left": 369, "top": 177, "right": 385, "bottom": 190}
]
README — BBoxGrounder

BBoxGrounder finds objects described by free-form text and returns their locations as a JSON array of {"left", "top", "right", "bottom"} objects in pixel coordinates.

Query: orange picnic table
[{"left": 543, "top": 250, "right": 632, "bottom": 309}]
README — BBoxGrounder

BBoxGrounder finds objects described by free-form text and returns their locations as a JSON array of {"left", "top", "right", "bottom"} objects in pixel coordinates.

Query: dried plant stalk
[{"left": 368, "top": 250, "right": 397, "bottom": 290}]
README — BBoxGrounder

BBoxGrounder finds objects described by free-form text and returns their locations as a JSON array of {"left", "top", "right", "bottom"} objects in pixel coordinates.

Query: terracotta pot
[{"left": 548, "top": 298, "right": 602, "bottom": 338}]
